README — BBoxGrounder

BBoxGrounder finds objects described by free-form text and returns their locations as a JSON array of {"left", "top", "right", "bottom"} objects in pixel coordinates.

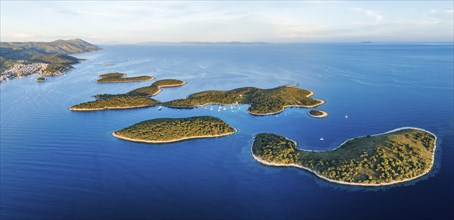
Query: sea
[{"left": 1, "top": 43, "right": 453, "bottom": 219}]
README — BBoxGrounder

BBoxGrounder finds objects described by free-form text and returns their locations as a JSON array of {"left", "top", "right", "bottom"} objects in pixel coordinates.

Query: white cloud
[
  {"left": 430, "top": 8, "right": 454, "bottom": 14},
  {"left": 1, "top": 1, "right": 452, "bottom": 43},
  {"left": 351, "top": 7, "right": 383, "bottom": 22}
]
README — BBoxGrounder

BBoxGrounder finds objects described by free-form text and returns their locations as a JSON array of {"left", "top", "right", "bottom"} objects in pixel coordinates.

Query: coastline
[
  {"left": 249, "top": 91, "right": 325, "bottom": 116},
  {"left": 155, "top": 81, "right": 187, "bottom": 88},
  {"left": 308, "top": 110, "right": 328, "bottom": 118},
  {"left": 96, "top": 76, "right": 155, "bottom": 83},
  {"left": 251, "top": 127, "right": 437, "bottom": 187},
  {"left": 112, "top": 128, "right": 237, "bottom": 144},
  {"left": 149, "top": 81, "right": 187, "bottom": 96},
  {"left": 69, "top": 104, "right": 154, "bottom": 111},
  {"left": 167, "top": 90, "right": 325, "bottom": 116}
]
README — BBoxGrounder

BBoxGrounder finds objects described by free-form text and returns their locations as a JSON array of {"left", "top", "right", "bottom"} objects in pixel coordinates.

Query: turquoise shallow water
[{"left": 1, "top": 43, "right": 453, "bottom": 219}]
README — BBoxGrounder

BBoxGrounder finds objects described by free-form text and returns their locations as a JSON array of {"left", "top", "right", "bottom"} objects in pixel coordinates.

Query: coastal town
[{"left": 0, "top": 62, "right": 48, "bottom": 82}]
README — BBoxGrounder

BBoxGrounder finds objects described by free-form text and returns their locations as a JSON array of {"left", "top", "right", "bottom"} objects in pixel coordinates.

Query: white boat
[
  {"left": 345, "top": 114, "right": 349, "bottom": 119},
  {"left": 158, "top": 106, "right": 162, "bottom": 111},
  {"left": 210, "top": 107, "right": 214, "bottom": 111},
  {"left": 320, "top": 136, "right": 324, "bottom": 141}
]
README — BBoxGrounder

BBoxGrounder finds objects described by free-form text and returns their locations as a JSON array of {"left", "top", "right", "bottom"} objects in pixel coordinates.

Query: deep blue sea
[{"left": 1, "top": 43, "right": 453, "bottom": 219}]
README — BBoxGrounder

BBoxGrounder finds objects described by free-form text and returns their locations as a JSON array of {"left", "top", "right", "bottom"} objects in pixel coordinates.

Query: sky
[{"left": 1, "top": 1, "right": 453, "bottom": 43}]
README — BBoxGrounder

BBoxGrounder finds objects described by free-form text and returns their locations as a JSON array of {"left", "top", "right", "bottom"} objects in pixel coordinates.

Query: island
[
  {"left": 96, "top": 73, "right": 154, "bottom": 83},
  {"left": 128, "top": 79, "right": 186, "bottom": 96},
  {"left": 1, "top": 39, "right": 100, "bottom": 82},
  {"left": 69, "top": 95, "right": 159, "bottom": 111},
  {"left": 252, "top": 127, "right": 437, "bottom": 186},
  {"left": 308, "top": 109, "right": 328, "bottom": 118},
  {"left": 69, "top": 79, "right": 186, "bottom": 111},
  {"left": 113, "top": 116, "right": 237, "bottom": 143},
  {"left": 98, "top": 72, "right": 126, "bottom": 79},
  {"left": 36, "top": 77, "right": 46, "bottom": 82},
  {"left": 163, "top": 84, "right": 325, "bottom": 115}
]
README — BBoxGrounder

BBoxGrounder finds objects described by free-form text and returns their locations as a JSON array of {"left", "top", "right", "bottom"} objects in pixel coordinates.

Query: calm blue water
[{"left": 1, "top": 43, "right": 453, "bottom": 219}]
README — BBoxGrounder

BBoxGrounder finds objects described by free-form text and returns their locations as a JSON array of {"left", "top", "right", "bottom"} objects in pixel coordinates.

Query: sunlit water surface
[{"left": 1, "top": 43, "right": 453, "bottom": 219}]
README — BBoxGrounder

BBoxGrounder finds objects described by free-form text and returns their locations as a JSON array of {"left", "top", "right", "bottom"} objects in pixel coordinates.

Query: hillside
[{"left": 0, "top": 39, "right": 100, "bottom": 81}]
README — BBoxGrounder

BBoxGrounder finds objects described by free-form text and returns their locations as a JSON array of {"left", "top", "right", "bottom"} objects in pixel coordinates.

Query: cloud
[
  {"left": 430, "top": 8, "right": 454, "bottom": 14},
  {"left": 3, "top": 32, "right": 34, "bottom": 40},
  {"left": 351, "top": 7, "right": 383, "bottom": 22}
]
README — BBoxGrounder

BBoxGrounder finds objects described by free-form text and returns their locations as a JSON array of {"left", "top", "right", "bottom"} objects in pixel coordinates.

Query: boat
[
  {"left": 158, "top": 106, "right": 162, "bottom": 111},
  {"left": 345, "top": 114, "right": 349, "bottom": 119},
  {"left": 320, "top": 136, "right": 324, "bottom": 141},
  {"left": 210, "top": 107, "right": 214, "bottom": 111}
]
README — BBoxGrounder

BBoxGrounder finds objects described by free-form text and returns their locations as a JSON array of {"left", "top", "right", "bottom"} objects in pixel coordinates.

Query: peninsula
[
  {"left": 252, "top": 127, "right": 436, "bottom": 186},
  {"left": 96, "top": 73, "right": 154, "bottom": 83},
  {"left": 70, "top": 79, "right": 186, "bottom": 111},
  {"left": 0, "top": 39, "right": 100, "bottom": 82},
  {"left": 163, "top": 84, "right": 325, "bottom": 115},
  {"left": 113, "top": 116, "right": 237, "bottom": 143}
]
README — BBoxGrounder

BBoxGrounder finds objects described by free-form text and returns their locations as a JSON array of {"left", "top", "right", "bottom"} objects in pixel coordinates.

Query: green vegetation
[
  {"left": 128, "top": 79, "right": 186, "bottom": 96},
  {"left": 98, "top": 72, "right": 126, "bottom": 79},
  {"left": 1, "top": 38, "right": 99, "bottom": 55},
  {"left": 252, "top": 128, "right": 436, "bottom": 185},
  {"left": 70, "top": 95, "right": 159, "bottom": 111},
  {"left": 36, "top": 77, "right": 46, "bottom": 82},
  {"left": 113, "top": 116, "right": 237, "bottom": 143},
  {"left": 308, "top": 109, "right": 328, "bottom": 118},
  {"left": 151, "top": 79, "right": 186, "bottom": 87},
  {"left": 1, "top": 39, "right": 99, "bottom": 73},
  {"left": 71, "top": 83, "right": 322, "bottom": 113},
  {"left": 96, "top": 74, "right": 153, "bottom": 83},
  {"left": 70, "top": 79, "right": 186, "bottom": 111},
  {"left": 164, "top": 85, "right": 324, "bottom": 115}
]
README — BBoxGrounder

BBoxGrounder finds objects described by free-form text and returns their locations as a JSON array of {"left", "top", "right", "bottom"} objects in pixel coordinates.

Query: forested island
[
  {"left": 69, "top": 95, "right": 159, "bottom": 111},
  {"left": 252, "top": 128, "right": 437, "bottom": 186},
  {"left": 70, "top": 79, "right": 186, "bottom": 111},
  {"left": 0, "top": 39, "right": 100, "bottom": 82},
  {"left": 70, "top": 83, "right": 323, "bottom": 114},
  {"left": 128, "top": 79, "right": 186, "bottom": 96},
  {"left": 98, "top": 72, "right": 126, "bottom": 79},
  {"left": 163, "top": 84, "right": 324, "bottom": 115},
  {"left": 308, "top": 109, "right": 328, "bottom": 118},
  {"left": 96, "top": 72, "right": 154, "bottom": 83},
  {"left": 36, "top": 77, "right": 46, "bottom": 82},
  {"left": 113, "top": 116, "right": 237, "bottom": 143}
]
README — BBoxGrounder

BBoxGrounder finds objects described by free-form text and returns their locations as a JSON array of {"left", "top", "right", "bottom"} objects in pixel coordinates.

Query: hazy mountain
[
  {"left": 0, "top": 39, "right": 100, "bottom": 81},
  {"left": 1, "top": 38, "right": 100, "bottom": 55}
]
